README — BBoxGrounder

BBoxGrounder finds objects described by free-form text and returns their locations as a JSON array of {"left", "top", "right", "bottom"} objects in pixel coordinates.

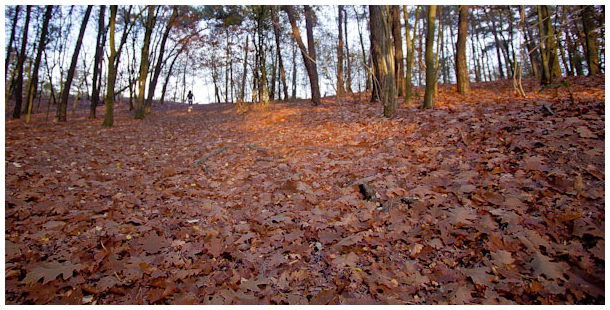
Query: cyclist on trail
[{"left": 187, "top": 90, "right": 194, "bottom": 107}]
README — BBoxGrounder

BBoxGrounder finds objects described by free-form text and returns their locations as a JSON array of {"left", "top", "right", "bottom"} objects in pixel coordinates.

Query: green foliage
[{"left": 202, "top": 5, "right": 245, "bottom": 27}]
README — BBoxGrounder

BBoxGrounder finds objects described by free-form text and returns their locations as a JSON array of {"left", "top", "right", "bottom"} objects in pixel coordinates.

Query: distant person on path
[{"left": 187, "top": 90, "right": 194, "bottom": 112}]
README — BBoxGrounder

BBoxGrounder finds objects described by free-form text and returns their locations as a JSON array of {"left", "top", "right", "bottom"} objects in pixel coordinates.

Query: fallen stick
[{"left": 195, "top": 145, "right": 229, "bottom": 167}]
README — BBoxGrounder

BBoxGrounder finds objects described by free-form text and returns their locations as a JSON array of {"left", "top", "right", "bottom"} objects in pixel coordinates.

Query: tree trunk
[
  {"left": 370, "top": 6, "right": 397, "bottom": 116},
  {"left": 390, "top": 5, "right": 404, "bottom": 97},
  {"left": 160, "top": 49, "right": 181, "bottom": 104},
  {"left": 456, "top": 5, "right": 470, "bottom": 94},
  {"left": 5, "top": 6, "right": 21, "bottom": 82},
  {"left": 423, "top": 5, "right": 437, "bottom": 109},
  {"left": 337, "top": 5, "right": 345, "bottom": 96},
  {"left": 135, "top": 5, "right": 156, "bottom": 119},
  {"left": 343, "top": 8, "right": 353, "bottom": 93},
  {"left": 537, "top": 5, "right": 552, "bottom": 84},
  {"left": 145, "top": 6, "right": 177, "bottom": 112},
  {"left": 291, "top": 37, "right": 297, "bottom": 99},
  {"left": 90, "top": 5, "right": 106, "bottom": 119},
  {"left": 102, "top": 6, "right": 118, "bottom": 127},
  {"left": 539, "top": 5, "right": 561, "bottom": 84},
  {"left": 519, "top": 6, "right": 540, "bottom": 79},
  {"left": 57, "top": 5, "right": 92, "bottom": 122},
  {"left": 240, "top": 34, "right": 249, "bottom": 102},
  {"left": 581, "top": 5, "right": 601, "bottom": 75},
  {"left": 284, "top": 5, "right": 321, "bottom": 105},
  {"left": 12, "top": 5, "right": 31, "bottom": 119},
  {"left": 488, "top": 10, "right": 504, "bottom": 79},
  {"left": 404, "top": 5, "right": 419, "bottom": 104},
  {"left": 225, "top": 27, "right": 231, "bottom": 102},
  {"left": 24, "top": 5, "right": 53, "bottom": 123},
  {"left": 270, "top": 6, "right": 289, "bottom": 101},
  {"left": 354, "top": 6, "right": 371, "bottom": 93}
]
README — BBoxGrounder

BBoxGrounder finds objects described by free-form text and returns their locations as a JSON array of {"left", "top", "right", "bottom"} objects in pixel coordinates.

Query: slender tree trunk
[
  {"left": 581, "top": 5, "right": 601, "bottom": 75},
  {"left": 145, "top": 6, "right": 177, "bottom": 113},
  {"left": 5, "top": 6, "right": 21, "bottom": 82},
  {"left": 390, "top": 5, "right": 404, "bottom": 97},
  {"left": 225, "top": 27, "right": 231, "bottom": 102},
  {"left": 284, "top": 5, "right": 321, "bottom": 105},
  {"left": 469, "top": 13, "right": 480, "bottom": 83},
  {"left": 354, "top": 6, "right": 371, "bottom": 92},
  {"left": 456, "top": 5, "right": 470, "bottom": 94},
  {"left": 240, "top": 34, "right": 249, "bottom": 101},
  {"left": 57, "top": 5, "right": 92, "bottom": 122},
  {"left": 102, "top": 6, "right": 118, "bottom": 127},
  {"left": 540, "top": 5, "right": 561, "bottom": 81},
  {"left": 423, "top": 5, "right": 437, "bottom": 109},
  {"left": 12, "top": 6, "right": 31, "bottom": 119},
  {"left": 160, "top": 49, "right": 182, "bottom": 104},
  {"left": 337, "top": 5, "right": 345, "bottom": 96},
  {"left": 343, "top": 8, "right": 353, "bottom": 93},
  {"left": 537, "top": 5, "right": 555, "bottom": 84},
  {"left": 433, "top": 6, "right": 443, "bottom": 97},
  {"left": 270, "top": 6, "right": 289, "bottom": 101},
  {"left": 90, "top": 5, "right": 106, "bottom": 119},
  {"left": 24, "top": 5, "right": 53, "bottom": 123},
  {"left": 519, "top": 6, "right": 540, "bottom": 79},
  {"left": 404, "top": 6, "right": 419, "bottom": 104},
  {"left": 135, "top": 5, "right": 156, "bottom": 119},
  {"left": 291, "top": 37, "right": 297, "bottom": 99},
  {"left": 487, "top": 10, "right": 504, "bottom": 79}
]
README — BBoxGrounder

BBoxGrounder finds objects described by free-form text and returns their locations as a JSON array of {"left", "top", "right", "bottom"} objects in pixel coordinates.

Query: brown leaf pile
[{"left": 5, "top": 76, "right": 605, "bottom": 304}]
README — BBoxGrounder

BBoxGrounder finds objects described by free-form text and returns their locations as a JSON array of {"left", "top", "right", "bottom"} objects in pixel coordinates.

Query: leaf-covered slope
[{"left": 5, "top": 76, "right": 605, "bottom": 304}]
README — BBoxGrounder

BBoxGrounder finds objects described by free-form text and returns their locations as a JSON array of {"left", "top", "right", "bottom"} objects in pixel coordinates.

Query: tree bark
[
  {"left": 581, "top": 5, "right": 601, "bottom": 75},
  {"left": 456, "top": 5, "right": 470, "bottom": 94},
  {"left": 354, "top": 6, "right": 371, "bottom": 92},
  {"left": 537, "top": 5, "right": 556, "bottom": 84},
  {"left": 160, "top": 49, "right": 182, "bottom": 104},
  {"left": 135, "top": 5, "right": 156, "bottom": 119},
  {"left": 343, "top": 8, "right": 353, "bottom": 93},
  {"left": 291, "top": 37, "right": 297, "bottom": 99},
  {"left": 337, "top": 5, "right": 345, "bottom": 96},
  {"left": 102, "top": 6, "right": 118, "bottom": 127},
  {"left": 25, "top": 5, "right": 54, "bottom": 123},
  {"left": 284, "top": 5, "right": 321, "bottom": 105},
  {"left": 57, "top": 5, "right": 92, "bottom": 122},
  {"left": 145, "top": 6, "right": 177, "bottom": 112},
  {"left": 90, "top": 5, "right": 106, "bottom": 119},
  {"left": 270, "top": 6, "right": 289, "bottom": 101},
  {"left": 404, "top": 5, "right": 419, "bottom": 104},
  {"left": 390, "top": 5, "right": 404, "bottom": 97},
  {"left": 519, "top": 6, "right": 540, "bottom": 79},
  {"left": 240, "top": 34, "right": 249, "bottom": 102},
  {"left": 12, "top": 5, "right": 30, "bottom": 119},
  {"left": 423, "top": 5, "right": 437, "bottom": 109},
  {"left": 5, "top": 6, "right": 21, "bottom": 81},
  {"left": 370, "top": 6, "right": 397, "bottom": 117}
]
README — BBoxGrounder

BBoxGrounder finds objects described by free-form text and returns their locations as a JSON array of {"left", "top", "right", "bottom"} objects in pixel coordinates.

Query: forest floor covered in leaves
[{"left": 4, "top": 76, "right": 606, "bottom": 304}]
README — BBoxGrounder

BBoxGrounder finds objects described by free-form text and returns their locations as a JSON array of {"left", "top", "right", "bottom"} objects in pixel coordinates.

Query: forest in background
[{"left": 4, "top": 5, "right": 605, "bottom": 123}]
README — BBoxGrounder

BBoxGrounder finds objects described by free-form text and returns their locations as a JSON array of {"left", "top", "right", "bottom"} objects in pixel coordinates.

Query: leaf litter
[{"left": 4, "top": 76, "right": 605, "bottom": 304}]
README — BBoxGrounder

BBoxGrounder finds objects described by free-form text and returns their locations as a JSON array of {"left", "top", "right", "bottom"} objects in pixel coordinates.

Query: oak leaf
[
  {"left": 450, "top": 207, "right": 477, "bottom": 225},
  {"left": 463, "top": 266, "right": 493, "bottom": 287},
  {"left": 491, "top": 250, "right": 515, "bottom": 266},
  {"left": 22, "top": 261, "right": 82, "bottom": 285},
  {"left": 530, "top": 251, "right": 567, "bottom": 280},
  {"left": 575, "top": 126, "right": 596, "bottom": 138}
]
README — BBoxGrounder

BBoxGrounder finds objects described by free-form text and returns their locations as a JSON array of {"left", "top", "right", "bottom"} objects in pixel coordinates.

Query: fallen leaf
[
  {"left": 23, "top": 261, "right": 82, "bottom": 285},
  {"left": 575, "top": 126, "right": 596, "bottom": 138}
]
